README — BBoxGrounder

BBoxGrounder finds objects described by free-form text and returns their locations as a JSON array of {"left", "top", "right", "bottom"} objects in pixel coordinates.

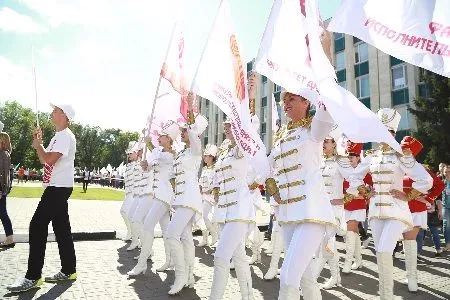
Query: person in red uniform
[
  {"left": 342, "top": 142, "right": 373, "bottom": 273},
  {"left": 401, "top": 136, "right": 445, "bottom": 293}
]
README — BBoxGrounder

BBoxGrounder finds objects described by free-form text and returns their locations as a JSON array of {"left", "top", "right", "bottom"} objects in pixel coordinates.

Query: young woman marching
[
  {"left": 165, "top": 92, "right": 207, "bottom": 295},
  {"left": 342, "top": 142, "right": 372, "bottom": 275},
  {"left": 209, "top": 118, "right": 256, "bottom": 300},
  {"left": 198, "top": 144, "right": 219, "bottom": 247},
  {"left": 401, "top": 136, "right": 445, "bottom": 293},
  {"left": 346, "top": 109, "right": 432, "bottom": 300},
  {"left": 265, "top": 90, "right": 335, "bottom": 299},
  {"left": 127, "top": 121, "right": 179, "bottom": 276}
]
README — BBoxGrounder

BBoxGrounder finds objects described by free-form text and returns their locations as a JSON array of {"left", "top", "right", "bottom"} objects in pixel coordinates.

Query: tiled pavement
[{"left": 0, "top": 236, "right": 449, "bottom": 299}]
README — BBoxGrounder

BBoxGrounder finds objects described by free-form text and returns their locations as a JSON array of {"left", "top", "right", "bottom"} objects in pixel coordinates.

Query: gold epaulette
[
  {"left": 287, "top": 116, "right": 313, "bottom": 130},
  {"left": 272, "top": 125, "right": 287, "bottom": 147}
]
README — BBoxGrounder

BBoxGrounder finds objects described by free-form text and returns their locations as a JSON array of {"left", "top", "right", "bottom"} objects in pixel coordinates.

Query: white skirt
[
  {"left": 412, "top": 211, "right": 427, "bottom": 229},
  {"left": 344, "top": 209, "right": 367, "bottom": 223}
]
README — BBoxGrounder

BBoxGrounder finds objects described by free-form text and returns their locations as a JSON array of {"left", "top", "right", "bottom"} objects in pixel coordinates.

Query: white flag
[
  {"left": 256, "top": 0, "right": 401, "bottom": 152},
  {"left": 192, "top": 0, "right": 269, "bottom": 177},
  {"left": 328, "top": 0, "right": 450, "bottom": 78}
]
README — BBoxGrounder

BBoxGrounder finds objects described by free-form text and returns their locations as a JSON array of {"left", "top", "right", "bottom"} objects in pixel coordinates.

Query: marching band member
[
  {"left": 127, "top": 121, "right": 179, "bottom": 276},
  {"left": 346, "top": 109, "right": 432, "bottom": 300},
  {"left": 198, "top": 144, "right": 219, "bottom": 247},
  {"left": 166, "top": 92, "right": 207, "bottom": 295},
  {"left": 318, "top": 126, "right": 352, "bottom": 289},
  {"left": 401, "top": 136, "right": 445, "bottom": 292},
  {"left": 209, "top": 119, "right": 255, "bottom": 300},
  {"left": 265, "top": 90, "right": 335, "bottom": 299},
  {"left": 120, "top": 141, "right": 138, "bottom": 241},
  {"left": 126, "top": 143, "right": 146, "bottom": 251},
  {"left": 342, "top": 142, "right": 372, "bottom": 275}
]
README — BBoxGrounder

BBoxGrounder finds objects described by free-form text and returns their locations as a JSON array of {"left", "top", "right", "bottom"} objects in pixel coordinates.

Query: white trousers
[
  {"left": 125, "top": 196, "right": 140, "bottom": 218},
  {"left": 202, "top": 201, "right": 215, "bottom": 233},
  {"left": 166, "top": 207, "right": 195, "bottom": 242},
  {"left": 130, "top": 195, "right": 153, "bottom": 224},
  {"left": 120, "top": 194, "right": 134, "bottom": 214},
  {"left": 280, "top": 223, "right": 325, "bottom": 289},
  {"left": 214, "top": 222, "right": 249, "bottom": 261},
  {"left": 370, "top": 219, "right": 407, "bottom": 253},
  {"left": 143, "top": 200, "right": 170, "bottom": 235}
]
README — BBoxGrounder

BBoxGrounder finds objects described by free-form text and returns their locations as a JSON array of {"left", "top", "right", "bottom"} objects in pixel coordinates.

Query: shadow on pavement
[{"left": 35, "top": 282, "right": 73, "bottom": 300}]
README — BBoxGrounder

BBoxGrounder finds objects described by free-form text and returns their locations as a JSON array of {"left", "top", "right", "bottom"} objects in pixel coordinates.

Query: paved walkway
[{"left": 0, "top": 236, "right": 449, "bottom": 299}]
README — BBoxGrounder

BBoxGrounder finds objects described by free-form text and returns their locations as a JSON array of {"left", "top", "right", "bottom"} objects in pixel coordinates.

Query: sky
[{"left": 0, "top": 0, "right": 341, "bottom": 132}]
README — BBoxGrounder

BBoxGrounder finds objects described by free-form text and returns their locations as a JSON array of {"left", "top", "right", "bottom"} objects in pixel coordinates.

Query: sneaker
[
  {"left": 7, "top": 278, "right": 42, "bottom": 293},
  {"left": 44, "top": 271, "right": 77, "bottom": 283}
]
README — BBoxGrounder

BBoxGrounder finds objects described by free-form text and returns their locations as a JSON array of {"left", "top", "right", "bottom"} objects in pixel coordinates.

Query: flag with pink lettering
[{"left": 328, "top": 0, "right": 450, "bottom": 78}]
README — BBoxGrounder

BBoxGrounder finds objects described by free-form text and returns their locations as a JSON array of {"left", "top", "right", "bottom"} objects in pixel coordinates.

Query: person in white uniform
[
  {"left": 263, "top": 199, "right": 283, "bottom": 280},
  {"left": 120, "top": 141, "right": 139, "bottom": 241},
  {"left": 165, "top": 92, "right": 208, "bottom": 295},
  {"left": 198, "top": 144, "right": 219, "bottom": 247},
  {"left": 346, "top": 108, "right": 432, "bottom": 300},
  {"left": 265, "top": 90, "right": 335, "bottom": 300},
  {"left": 318, "top": 125, "right": 351, "bottom": 289},
  {"left": 209, "top": 118, "right": 256, "bottom": 300},
  {"left": 127, "top": 121, "right": 179, "bottom": 276}
]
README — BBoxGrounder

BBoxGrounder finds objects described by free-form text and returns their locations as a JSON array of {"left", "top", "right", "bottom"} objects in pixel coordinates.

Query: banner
[
  {"left": 192, "top": 0, "right": 269, "bottom": 177},
  {"left": 255, "top": 0, "right": 401, "bottom": 152},
  {"left": 328, "top": 0, "right": 450, "bottom": 78}
]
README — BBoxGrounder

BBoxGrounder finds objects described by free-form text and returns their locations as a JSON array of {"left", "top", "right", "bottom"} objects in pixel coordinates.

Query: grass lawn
[{"left": 9, "top": 186, "right": 125, "bottom": 201}]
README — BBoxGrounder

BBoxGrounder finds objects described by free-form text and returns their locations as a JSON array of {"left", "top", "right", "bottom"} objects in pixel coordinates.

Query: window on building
[
  {"left": 338, "top": 81, "right": 347, "bottom": 89},
  {"left": 334, "top": 32, "right": 344, "bottom": 40},
  {"left": 356, "top": 75, "right": 370, "bottom": 99},
  {"left": 273, "top": 84, "right": 281, "bottom": 92},
  {"left": 396, "top": 105, "right": 411, "bottom": 132},
  {"left": 335, "top": 51, "right": 345, "bottom": 70},
  {"left": 392, "top": 64, "right": 408, "bottom": 90},
  {"left": 261, "top": 106, "right": 268, "bottom": 123},
  {"left": 203, "top": 137, "right": 208, "bottom": 146},
  {"left": 262, "top": 81, "right": 268, "bottom": 97},
  {"left": 354, "top": 42, "right": 368, "bottom": 64},
  {"left": 334, "top": 33, "right": 345, "bottom": 52}
]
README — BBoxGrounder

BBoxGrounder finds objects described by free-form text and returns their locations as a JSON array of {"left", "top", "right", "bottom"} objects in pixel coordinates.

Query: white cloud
[{"left": 0, "top": 7, "right": 46, "bottom": 33}]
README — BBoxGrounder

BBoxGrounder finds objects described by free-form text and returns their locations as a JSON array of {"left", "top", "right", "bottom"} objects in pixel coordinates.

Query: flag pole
[
  {"left": 31, "top": 44, "right": 39, "bottom": 127},
  {"left": 189, "top": 0, "right": 224, "bottom": 92}
]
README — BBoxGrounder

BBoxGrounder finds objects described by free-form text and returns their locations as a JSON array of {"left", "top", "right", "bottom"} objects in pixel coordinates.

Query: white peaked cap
[
  {"left": 204, "top": 144, "right": 218, "bottom": 157},
  {"left": 126, "top": 141, "right": 137, "bottom": 154},
  {"left": 377, "top": 108, "right": 401, "bottom": 133},
  {"left": 250, "top": 114, "right": 260, "bottom": 131},
  {"left": 325, "top": 124, "right": 342, "bottom": 141},
  {"left": 160, "top": 120, "right": 180, "bottom": 141},
  {"left": 0, "top": 121, "right": 3, "bottom": 132}
]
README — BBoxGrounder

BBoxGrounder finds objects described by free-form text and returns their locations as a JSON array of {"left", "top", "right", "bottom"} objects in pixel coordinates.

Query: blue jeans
[
  {"left": 444, "top": 208, "right": 450, "bottom": 245},
  {"left": 0, "top": 194, "right": 13, "bottom": 236}
]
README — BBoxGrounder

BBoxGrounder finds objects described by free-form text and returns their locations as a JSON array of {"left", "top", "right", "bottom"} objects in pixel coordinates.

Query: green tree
[{"left": 409, "top": 72, "right": 450, "bottom": 168}]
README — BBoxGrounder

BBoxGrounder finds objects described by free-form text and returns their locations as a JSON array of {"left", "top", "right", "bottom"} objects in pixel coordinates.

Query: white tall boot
[
  {"left": 403, "top": 240, "right": 418, "bottom": 293},
  {"left": 182, "top": 238, "right": 196, "bottom": 288},
  {"left": 278, "top": 284, "right": 301, "bottom": 300},
  {"left": 233, "top": 250, "right": 254, "bottom": 300},
  {"left": 210, "top": 224, "right": 219, "bottom": 246},
  {"left": 249, "top": 231, "right": 263, "bottom": 265},
  {"left": 167, "top": 238, "right": 187, "bottom": 295},
  {"left": 300, "top": 276, "right": 322, "bottom": 300},
  {"left": 209, "top": 258, "right": 230, "bottom": 300},
  {"left": 127, "top": 222, "right": 142, "bottom": 251},
  {"left": 198, "top": 230, "right": 209, "bottom": 247},
  {"left": 120, "top": 211, "right": 132, "bottom": 241},
  {"left": 322, "top": 254, "right": 341, "bottom": 289},
  {"left": 342, "top": 231, "right": 357, "bottom": 273},
  {"left": 156, "top": 238, "right": 173, "bottom": 272},
  {"left": 377, "top": 252, "right": 394, "bottom": 300},
  {"left": 352, "top": 235, "right": 363, "bottom": 270},
  {"left": 264, "top": 231, "right": 282, "bottom": 280},
  {"left": 127, "top": 230, "right": 153, "bottom": 276}
]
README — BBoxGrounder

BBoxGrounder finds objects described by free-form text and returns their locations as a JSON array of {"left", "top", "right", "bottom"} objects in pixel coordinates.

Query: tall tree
[{"left": 409, "top": 72, "right": 450, "bottom": 168}]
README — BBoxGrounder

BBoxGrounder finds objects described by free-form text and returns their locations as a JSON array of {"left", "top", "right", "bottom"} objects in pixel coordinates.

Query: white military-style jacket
[
  {"left": 348, "top": 148, "right": 432, "bottom": 229},
  {"left": 172, "top": 128, "right": 202, "bottom": 214},
  {"left": 142, "top": 147, "right": 175, "bottom": 205},
  {"left": 321, "top": 155, "right": 352, "bottom": 230},
  {"left": 132, "top": 160, "right": 143, "bottom": 197},
  {"left": 213, "top": 143, "right": 255, "bottom": 224},
  {"left": 268, "top": 108, "right": 335, "bottom": 226},
  {"left": 199, "top": 165, "right": 215, "bottom": 205},
  {"left": 124, "top": 161, "right": 136, "bottom": 196}
]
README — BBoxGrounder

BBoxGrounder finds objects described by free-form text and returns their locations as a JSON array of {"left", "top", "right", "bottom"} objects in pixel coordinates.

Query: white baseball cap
[{"left": 50, "top": 103, "right": 75, "bottom": 120}]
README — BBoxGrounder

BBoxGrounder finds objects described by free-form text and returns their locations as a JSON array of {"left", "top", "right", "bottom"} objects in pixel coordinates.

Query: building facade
[{"left": 198, "top": 33, "right": 428, "bottom": 150}]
